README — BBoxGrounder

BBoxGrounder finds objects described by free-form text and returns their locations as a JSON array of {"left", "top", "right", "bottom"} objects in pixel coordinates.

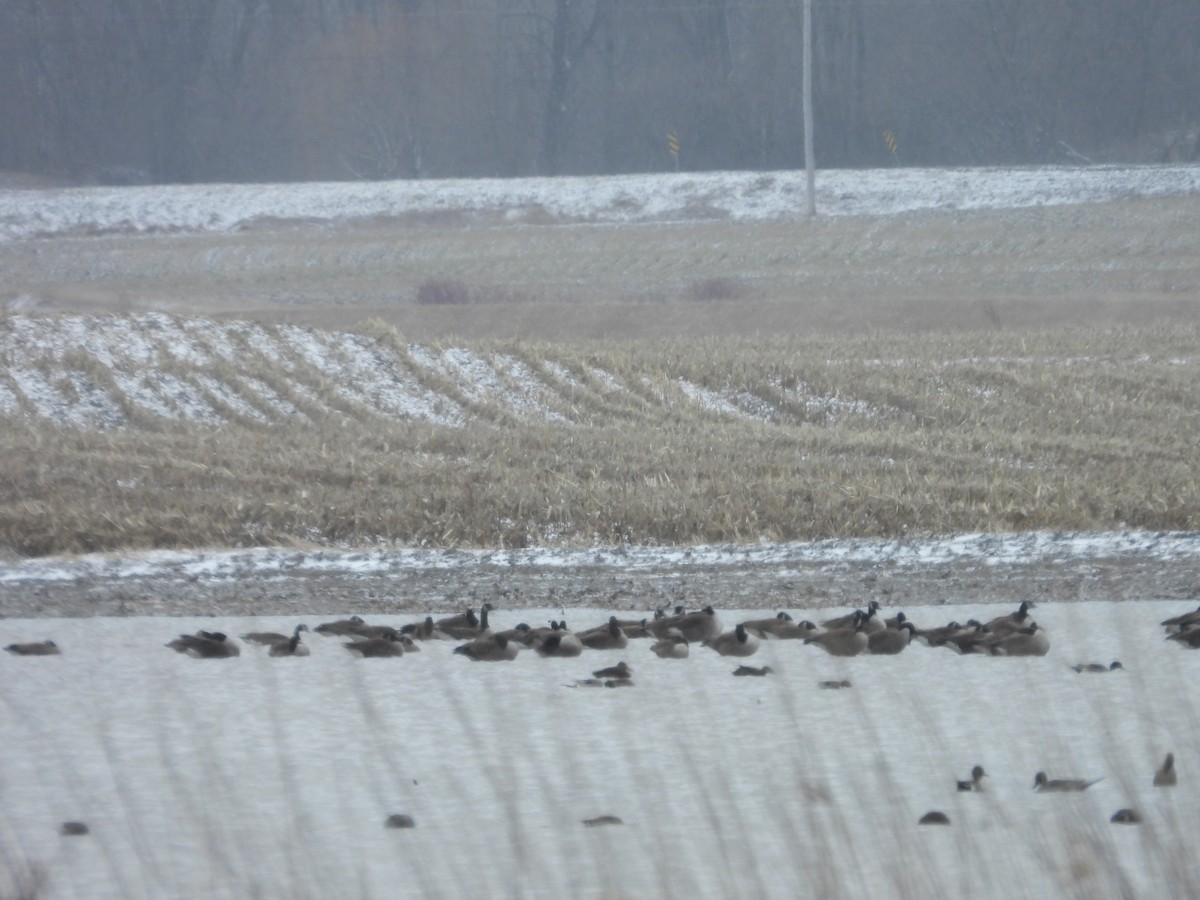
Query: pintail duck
[
  {"left": 592, "top": 661, "right": 631, "bottom": 680},
  {"left": 454, "top": 633, "right": 519, "bottom": 661},
  {"left": 314, "top": 616, "right": 366, "bottom": 636},
  {"left": 1154, "top": 753, "right": 1177, "bottom": 787},
  {"left": 732, "top": 665, "right": 773, "bottom": 677},
  {"left": 344, "top": 634, "right": 405, "bottom": 657},
  {"left": 1033, "top": 771, "right": 1102, "bottom": 792},
  {"left": 579, "top": 617, "right": 629, "bottom": 651},
  {"left": 167, "top": 631, "right": 240, "bottom": 658},
  {"left": 804, "top": 612, "right": 869, "bottom": 657},
  {"left": 1071, "top": 661, "right": 1122, "bottom": 673},
  {"left": 957, "top": 765, "right": 987, "bottom": 792},
  {"left": 650, "top": 629, "right": 689, "bottom": 658},
  {"left": 5, "top": 640, "right": 60, "bottom": 656},
  {"left": 868, "top": 621, "right": 917, "bottom": 655},
  {"left": 705, "top": 623, "right": 760, "bottom": 657}
]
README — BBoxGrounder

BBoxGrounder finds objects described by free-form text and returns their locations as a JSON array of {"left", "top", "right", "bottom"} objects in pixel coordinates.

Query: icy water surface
[{"left": 2, "top": 601, "right": 1198, "bottom": 899}]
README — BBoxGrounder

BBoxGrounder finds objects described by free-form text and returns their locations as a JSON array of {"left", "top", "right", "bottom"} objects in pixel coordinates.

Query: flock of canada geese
[{"left": 8, "top": 597, "right": 1196, "bottom": 829}]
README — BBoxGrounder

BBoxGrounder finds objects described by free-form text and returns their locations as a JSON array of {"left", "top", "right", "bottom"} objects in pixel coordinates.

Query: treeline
[{"left": 1, "top": 0, "right": 1197, "bottom": 185}]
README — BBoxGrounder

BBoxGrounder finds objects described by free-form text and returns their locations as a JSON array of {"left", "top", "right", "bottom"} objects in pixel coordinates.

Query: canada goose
[
  {"left": 868, "top": 621, "right": 917, "bottom": 655},
  {"left": 1166, "top": 627, "right": 1200, "bottom": 649},
  {"left": 989, "top": 623, "right": 1050, "bottom": 657},
  {"left": 705, "top": 623, "right": 760, "bottom": 657},
  {"left": 804, "top": 612, "right": 869, "bottom": 657},
  {"left": 269, "top": 626, "right": 311, "bottom": 657},
  {"left": 822, "top": 600, "right": 879, "bottom": 631},
  {"left": 650, "top": 629, "right": 689, "bottom": 659},
  {"left": 437, "top": 606, "right": 493, "bottom": 641},
  {"left": 732, "top": 665, "right": 773, "bottom": 677},
  {"left": 943, "top": 624, "right": 994, "bottom": 655},
  {"left": 915, "top": 621, "right": 965, "bottom": 648},
  {"left": 1161, "top": 605, "right": 1200, "bottom": 631},
  {"left": 167, "top": 631, "right": 240, "bottom": 658},
  {"left": 740, "top": 612, "right": 795, "bottom": 639},
  {"left": 957, "top": 765, "right": 987, "bottom": 792},
  {"left": 984, "top": 601, "right": 1036, "bottom": 634},
  {"left": 918, "top": 811, "right": 950, "bottom": 826},
  {"left": 1033, "top": 771, "right": 1102, "bottom": 792},
  {"left": 400, "top": 616, "right": 448, "bottom": 640},
  {"left": 4, "top": 640, "right": 60, "bottom": 656},
  {"left": 818, "top": 679, "right": 852, "bottom": 689},
  {"left": 592, "top": 661, "right": 631, "bottom": 680},
  {"left": 649, "top": 605, "right": 721, "bottom": 643},
  {"left": 454, "top": 633, "right": 520, "bottom": 661},
  {"left": 1071, "top": 661, "right": 1123, "bottom": 673},
  {"left": 350, "top": 623, "right": 404, "bottom": 640},
  {"left": 535, "top": 628, "right": 584, "bottom": 657},
  {"left": 314, "top": 615, "right": 366, "bottom": 636},
  {"left": 241, "top": 624, "right": 309, "bottom": 646},
  {"left": 579, "top": 617, "right": 629, "bottom": 651},
  {"left": 1153, "top": 753, "right": 1177, "bottom": 787},
  {"left": 343, "top": 634, "right": 404, "bottom": 657},
  {"left": 1110, "top": 808, "right": 1143, "bottom": 824},
  {"left": 884, "top": 611, "right": 909, "bottom": 629}
]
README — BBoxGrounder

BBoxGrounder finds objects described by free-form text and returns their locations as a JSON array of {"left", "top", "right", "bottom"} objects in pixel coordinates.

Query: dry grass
[{"left": 1, "top": 322, "right": 1197, "bottom": 556}]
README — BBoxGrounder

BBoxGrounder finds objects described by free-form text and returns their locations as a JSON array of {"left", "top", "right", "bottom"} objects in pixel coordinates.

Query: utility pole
[{"left": 802, "top": 0, "right": 816, "bottom": 216}]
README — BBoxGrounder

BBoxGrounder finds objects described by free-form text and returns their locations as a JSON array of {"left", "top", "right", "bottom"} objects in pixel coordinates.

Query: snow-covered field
[
  {"left": 3, "top": 597, "right": 1199, "bottom": 899},
  {"left": 3, "top": 163, "right": 1199, "bottom": 241}
]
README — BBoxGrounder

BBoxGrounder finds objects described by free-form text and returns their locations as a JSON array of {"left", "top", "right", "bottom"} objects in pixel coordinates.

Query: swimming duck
[
  {"left": 314, "top": 616, "right": 366, "bottom": 636},
  {"left": 705, "top": 623, "right": 760, "bottom": 657},
  {"left": 1153, "top": 752, "right": 1177, "bottom": 787},
  {"left": 957, "top": 765, "right": 987, "bottom": 792},
  {"left": 650, "top": 629, "right": 689, "bottom": 659},
  {"left": 1033, "top": 771, "right": 1102, "bottom": 792},
  {"left": 818, "top": 679, "right": 852, "bottom": 689},
  {"left": 167, "top": 631, "right": 240, "bottom": 658},
  {"left": 1110, "top": 808, "right": 1143, "bottom": 824},
  {"left": 1071, "top": 661, "right": 1122, "bottom": 673},
  {"left": 454, "top": 633, "right": 520, "bottom": 661},
  {"left": 592, "top": 661, "right": 631, "bottom": 680},
  {"left": 4, "top": 640, "right": 61, "bottom": 656},
  {"left": 732, "top": 665, "right": 773, "bottom": 677},
  {"left": 918, "top": 811, "right": 950, "bottom": 826}
]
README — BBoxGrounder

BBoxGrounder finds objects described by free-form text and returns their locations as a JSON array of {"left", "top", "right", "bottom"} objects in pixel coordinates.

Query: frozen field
[{"left": 2, "top": 598, "right": 1199, "bottom": 899}]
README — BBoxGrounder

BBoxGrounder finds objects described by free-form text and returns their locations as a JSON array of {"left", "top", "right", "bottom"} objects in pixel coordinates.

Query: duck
[
  {"left": 1110, "top": 808, "right": 1143, "bottom": 824},
  {"left": 867, "top": 621, "right": 917, "bottom": 655},
  {"left": 918, "top": 811, "right": 950, "bottom": 826},
  {"left": 1033, "top": 771, "right": 1102, "bottom": 792},
  {"left": 818, "top": 679, "right": 852, "bottom": 689},
  {"left": 650, "top": 628, "right": 689, "bottom": 659},
  {"left": 592, "top": 661, "right": 631, "bottom": 680},
  {"left": 804, "top": 612, "right": 869, "bottom": 657},
  {"left": 822, "top": 600, "right": 879, "bottom": 631},
  {"left": 1071, "top": 661, "right": 1122, "bottom": 673},
  {"left": 578, "top": 617, "right": 629, "bottom": 651},
  {"left": 705, "top": 623, "right": 760, "bottom": 657},
  {"left": 343, "top": 634, "right": 405, "bottom": 657},
  {"left": 535, "top": 627, "right": 584, "bottom": 658},
  {"left": 4, "top": 639, "right": 61, "bottom": 656},
  {"left": 314, "top": 615, "right": 366, "bottom": 636},
  {"left": 167, "top": 631, "right": 240, "bottom": 658},
  {"left": 989, "top": 623, "right": 1050, "bottom": 656},
  {"left": 1153, "top": 752, "right": 1177, "bottom": 787},
  {"left": 957, "top": 765, "right": 987, "bottom": 792},
  {"left": 454, "top": 633, "right": 519, "bottom": 662},
  {"left": 732, "top": 665, "right": 773, "bottom": 677}
]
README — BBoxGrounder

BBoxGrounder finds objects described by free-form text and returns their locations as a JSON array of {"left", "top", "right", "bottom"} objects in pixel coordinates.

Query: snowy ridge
[{"left": 2, "top": 163, "right": 1199, "bottom": 241}]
